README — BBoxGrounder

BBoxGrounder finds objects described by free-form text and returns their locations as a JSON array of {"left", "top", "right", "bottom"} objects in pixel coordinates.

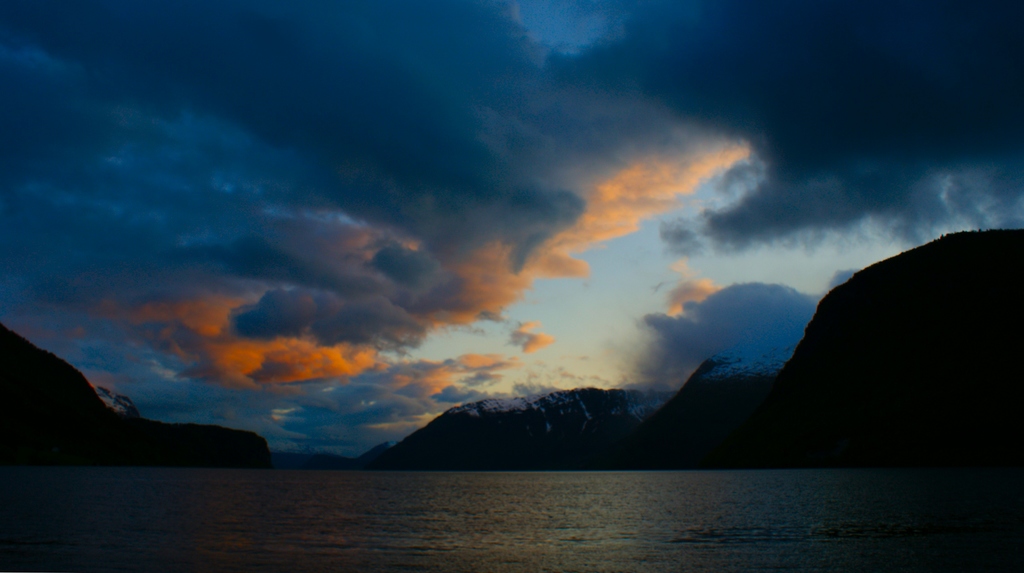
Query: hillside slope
[
  {"left": 0, "top": 322, "right": 270, "bottom": 467},
  {"left": 369, "top": 388, "right": 669, "bottom": 470},
  {"left": 705, "top": 230, "right": 1024, "bottom": 468},
  {"left": 595, "top": 344, "right": 792, "bottom": 469}
]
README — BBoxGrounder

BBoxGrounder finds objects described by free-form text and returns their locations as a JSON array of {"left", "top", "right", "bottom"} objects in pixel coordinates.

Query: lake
[{"left": 1, "top": 468, "right": 1022, "bottom": 572}]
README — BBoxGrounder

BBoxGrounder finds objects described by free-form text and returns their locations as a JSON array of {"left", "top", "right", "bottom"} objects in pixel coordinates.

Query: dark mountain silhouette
[
  {"left": 300, "top": 453, "right": 361, "bottom": 470},
  {"left": 300, "top": 442, "right": 394, "bottom": 470},
  {"left": 705, "top": 230, "right": 1024, "bottom": 468},
  {"left": 272, "top": 442, "right": 394, "bottom": 469},
  {"left": 0, "top": 322, "right": 271, "bottom": 467},
  {"left": 594, "top": 344, "right": 793, "bottom": 469},
  {"left": 270, "top": 452, "right": 315, "bottom": 469},
  {"left": 368, "top": 388, "right": 670, "bottom": 470}
]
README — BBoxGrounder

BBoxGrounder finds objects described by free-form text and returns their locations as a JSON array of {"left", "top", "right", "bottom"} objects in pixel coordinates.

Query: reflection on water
[{"left": 1, "top": 468, "right": 1022, "bottom": 572}]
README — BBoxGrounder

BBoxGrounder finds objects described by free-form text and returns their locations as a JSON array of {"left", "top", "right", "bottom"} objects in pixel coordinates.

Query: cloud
[
  {"left": 241, "top": 353, "right": 525, "bottom": 453},
  {"left": 432, "top": 384, "right": 493, "bottom": 405},
  {"left": 232, "top": 288, "right": 426, "bottom": 349},
  {"left": 10, "top": 0, "right": 1015, "bottom": 452},
  {"left": 354, "top": 353, "right": 522, "bottom": 397},
  {"left": 513, "top": 0, "right": 630, "bottom": 54},
  {"left": 659, "top": 221, "right": 706, "bottom": 257},
  {"left": 509, "top": 321, "right": 556, "bottom": 353},
  {"left": 232, "top": 289, "right": 318, "bottom": 340},
  {"left": 370, "top": 244, "right": 442, "bottom": 290},
  {"left": 564, "top": 0, "right": 1024, "bottom": 246},
  {"left": 89, "top": 349, "right": 527, "bottom": 456},
  {"left": 637, "top": 283, "right": 817, "bottom": 388},
  {"left": 0, "top": 1, "right": 748, "bottom": 394},
  {"left": 666, "top": 279, "right": 719, "bottom": 316},
  {"left": 531, "top": 146, "right": 749, "bottom": 274},
  {"left": 828, "top": 269, "right": 858, "bottom": 290},
  {"left": 98, "top": 296, "right": 383, "bottom": 389},
  {"left": 663, "top": 258, "right": 720, "bottom": 315},
  {"left": 0, "top": 0, "right": 592, "bottom": 252}
]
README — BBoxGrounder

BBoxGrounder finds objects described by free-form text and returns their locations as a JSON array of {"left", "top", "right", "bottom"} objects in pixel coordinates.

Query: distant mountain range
[
  {"left": 272, "top": 442, "right": 394, "bottom": 470},
  {"left": 368, "top": 388, "right": 670, "bottom": 470},
  {"left": 0, "top": 322, "right": 271, "bottom": 468},
  {"left": 706, "top": 230, "right": 1024, "bottom": 468}
]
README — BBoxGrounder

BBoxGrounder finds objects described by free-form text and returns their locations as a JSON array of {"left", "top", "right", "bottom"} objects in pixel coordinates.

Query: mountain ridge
[
  {"left": 369, "top": 387, "right": 670, "bottom": 470},
  {"left": 0, "top": 321, "right": 271, "bottom": 468},
  {"left": 593, "top": 342, "right": 795, "bottom": 469},
  {"left": 705, "top": 230, "right": 1024, "bottom": 468}
]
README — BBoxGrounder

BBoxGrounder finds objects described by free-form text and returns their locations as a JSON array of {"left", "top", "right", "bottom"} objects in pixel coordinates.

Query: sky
[{"left": 2, "top": 0, "right": 1023, "bottom": 455}]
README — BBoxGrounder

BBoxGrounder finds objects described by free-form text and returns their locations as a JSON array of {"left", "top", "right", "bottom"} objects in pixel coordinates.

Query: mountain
[
  {"left": 705, "top": 230, "right": 1024, "bottom": 468},
  {"left": 272, "top": 442, "right": 395, "bottom": 470},
  {"left": 594, "top": 343, "right": 794, "bottom": 469},
  {"left": 123, "top": 418, "right": 272, "bottom": 468},
  {"left": 270, "top": 452, "right": 315, "bottom": 469},
  {"left": 300, "top": 442, "right": 395, "bottom": 470},
  {"left": 95, "top": 387, "right": 141, "bottom": 419},
  {"left": 0, "top": 321, "right": 271, "bottom": 468},
  {"left": 368, "top": 388, "right": 670, "bottom": 470},
  {"left": 301, "top": 453, "right": 362, "bottom": 470}
]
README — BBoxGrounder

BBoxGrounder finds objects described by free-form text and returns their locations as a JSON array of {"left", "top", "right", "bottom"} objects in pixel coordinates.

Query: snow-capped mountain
[
  {"left": 94, "top": 386, "right": 141, "bottom": 419},
  {"left": 696, "top": 343, "right": 796, "bottom": 382},
  {"left": 597, "top": 342, "right": 798, "bottom": 469},
  {"left": 369, "top": 388, "right": 671, "bottom": 470},
  {"left": 446, "top": 388, "right": 666, "bottom": 422}
]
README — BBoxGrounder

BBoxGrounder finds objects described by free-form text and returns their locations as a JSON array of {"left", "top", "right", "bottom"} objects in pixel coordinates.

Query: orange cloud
[
  {"left": 509, "top": 321, "right": 555, "bottom": 353},
  {"left": 370, "top": 353, "right": 522, "bottom": 397},
  {"left": 199, "top": 337, "right": 379, "bottom": 387},
  {"left": 418, "top": 144, "right": 749, "bottom": 326},
  {"left": 667, "top": 279, "right": 719, "bottom": 316},
  {"left": 91, "top": 146, "right": 745, "bottom": 391},
  {"left": 531, "top": 144, "right": 750, "bottom": 276},
  {"left": 458, "top": 353, "right": 514, "bottom": 369},
  {"left": 98, "top": 288, "right": 530, "bottom": 391},
  {"left": 102, "top": 296, "right": 383, "bottom": 389},
  {"left": 100, "top": 296, "right": 243, "bottom": 338},
  {"left": 665, "top": 259, "right": 721, "bottom": 315},
  {"left": 421, "top": 243, "right": 536, "bottom": 325}
]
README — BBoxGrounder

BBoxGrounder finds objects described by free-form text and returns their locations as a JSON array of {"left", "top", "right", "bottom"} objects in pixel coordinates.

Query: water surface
[{"left": 1, "top": 468, "right": 1021, "bottom": 572}]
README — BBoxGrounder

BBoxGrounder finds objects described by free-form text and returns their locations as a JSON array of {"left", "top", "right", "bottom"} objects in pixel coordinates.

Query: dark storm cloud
[
  {"left": 0, "top": 44, "right": 95, "bottom": 189},
  {"left": 6, "top": 0, "right": 1023, "bottom": 308},
  {"left": 183, "top": 236, "right": 384, "bottom": 297},
  {"left": 370, "top": 245, "right": 442, "bottom": 290},
  {"left": 0, "top": 0, "right": 641, "bottom": 360},
  {"left": 0, "top": 0, "right": 586, "bottom": 252},
  {"left": 234, "top": 288, "right": 425, "bottom": 349},
  {"left": 273, "top": 381, "right": 436, "bottom": 454},
  {"left": 0, "top": 0, "right": 736, "bottom": 332},
  {"left": 11, "top": 0, "right": 1021, "bottom": 449},
  {"left": 233, "top": 289, "right": 319, "bottom": 340},
  {"left": 638, "top": 283, "right": 817, "bottom": 387},
  {"left": 310, "top": 297, "right": 425, "bottom": 348},
  {"left": 566, "top": 0, "right": 1024, "bottom": 245}
]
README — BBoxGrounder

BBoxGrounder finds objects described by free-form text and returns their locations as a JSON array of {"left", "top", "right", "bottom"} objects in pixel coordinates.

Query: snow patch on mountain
[
  {"left": 94, "top": 386, "right": 141, "bottom": 419},
  {"left": 447, "top": 388, "right": 668, "bottom": 421},
  {"left": 699, "top": 342, "right": 796, "bottom": 382}
]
